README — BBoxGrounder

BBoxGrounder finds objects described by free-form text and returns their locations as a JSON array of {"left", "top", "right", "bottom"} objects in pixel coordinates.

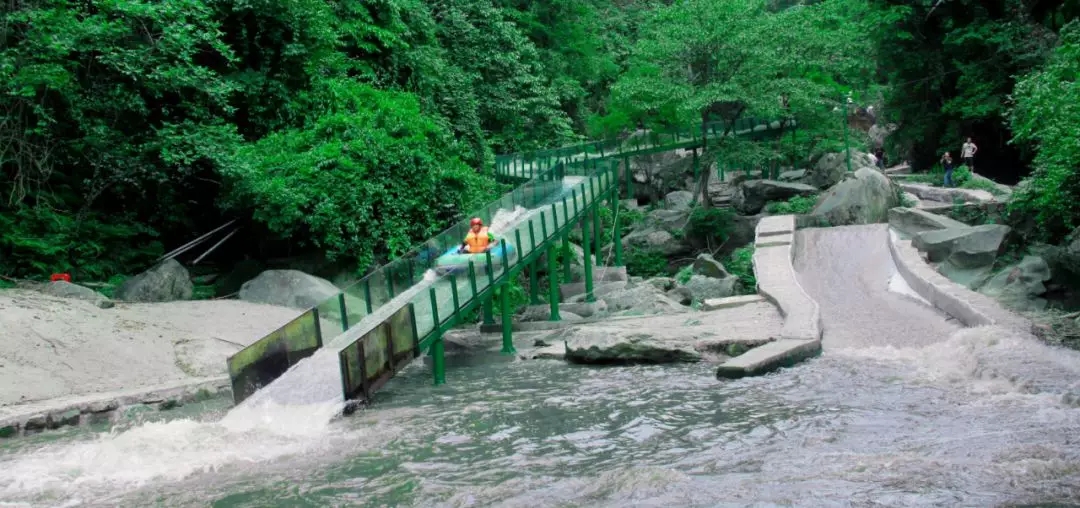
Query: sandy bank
[{"left": 0, "top": 289, "right": 298, "bottom": 408}]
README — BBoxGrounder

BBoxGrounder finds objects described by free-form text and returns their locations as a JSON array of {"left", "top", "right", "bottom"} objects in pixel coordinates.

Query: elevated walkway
[{"left": 226, "top": 117, "right": 791, "bottom": 407}]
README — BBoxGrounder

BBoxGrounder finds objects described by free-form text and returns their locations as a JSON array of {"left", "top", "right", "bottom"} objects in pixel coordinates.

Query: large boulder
[
  {"left": 888, "top": 207, "right": 969, "bottom": 236},
  {"left": 600, "top": 284, "right": 687, "bottom": 315},
  {"left": 692, "top": 253, "right": 730, "bottom": 279},
  {"left": 810, "top": 167, "right": 898, "bottom": 226},
  {"left": 808, "top": 151, "right": 877, "bottom": 189},
  {"left": 912, "top": 224, "right": 1011, "bottom": 265},
  {"left": 664, "top": 190, "right": 695, "bottom": 211},
  {"left": 239, "top": 270, "right": 340, "bottom": 309},
  {"left": 867, "top": 123, "right": 898, "bottom": 149},
  {"left": 115, "top": 259, "right": 193, "bottom": 302},
  {"left": 41, "top": 281, "right": 114, "bottom": 309},
  {"left": 626, "top": 148, "right": 709, "bottom": 204},
  {"left": 778, "top": 169, "right": 808, "bottom": 183},
  {"left": 979, "top": 256, "right": 1052, "bottom": 312},
  {"left": 681, "top": 274, "right": 738, "bottom": 302},
  {"left": 561, "top": 328, "right": 702, "bottom": 364},
  {"left": 731, "top": 180, "right": 818, "bottom": 215},
  {"left": 900, "top": 183, "right": 995, "bottom": 204},
  {"left": 622, "top": 208, "right": 692, "bottom": 257}
]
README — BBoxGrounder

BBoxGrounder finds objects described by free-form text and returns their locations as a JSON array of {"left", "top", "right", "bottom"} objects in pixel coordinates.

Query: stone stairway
[{"left": 707, "top": 180, "right": 734, "bottom": 209}]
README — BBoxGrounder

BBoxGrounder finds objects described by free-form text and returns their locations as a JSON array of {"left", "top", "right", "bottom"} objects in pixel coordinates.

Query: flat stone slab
[
  {"left": 0, "top": 377, "right": 230, "bottom": 438},
  {"left": 561, "top": 280, "right": 627, "bottom": 300},
  {"left": 756, "top": 215, "right": 796, "bottom": 237},
  {"left": 755, "top": 233, "right": 793, "bottom": 247},
  {"left": 701, "top": 294, "right": 765, "bottom": 310},
  {"left": 715, "top": 339, "right": 822, "bottom": 379}
]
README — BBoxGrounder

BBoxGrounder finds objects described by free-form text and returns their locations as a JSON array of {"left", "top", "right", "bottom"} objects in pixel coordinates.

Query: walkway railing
[
  {"left": 227, "top": 115, "right": 790, "bottom": 406},
  {"left": 338, "top": 161, "right": 619, "bottom": 402},
  {"left": 494, "top": 116, "right": 792, "bottom": 181}
]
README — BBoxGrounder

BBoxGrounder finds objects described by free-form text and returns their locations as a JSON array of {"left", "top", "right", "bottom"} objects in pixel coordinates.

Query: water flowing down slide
[{"left": 791, "top": 224, "right": 962, "bottom": 349}]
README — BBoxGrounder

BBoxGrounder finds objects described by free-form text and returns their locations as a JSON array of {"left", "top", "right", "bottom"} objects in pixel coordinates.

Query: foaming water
[
  {"left": 0, "top": 202, "right": 559, "bottom": 504},
  {"left": 5, "top": 216, "right": 1080, "bottom": 505}
]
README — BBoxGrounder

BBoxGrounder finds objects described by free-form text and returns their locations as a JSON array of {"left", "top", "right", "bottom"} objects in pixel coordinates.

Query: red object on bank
[{"left": 50, "top": 273, "right": 71, "bottom": 283}]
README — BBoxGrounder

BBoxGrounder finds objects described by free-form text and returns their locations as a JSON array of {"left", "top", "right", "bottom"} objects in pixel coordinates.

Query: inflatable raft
[{"left": 434, "top": 240, "right": 516, "bottom": 275}]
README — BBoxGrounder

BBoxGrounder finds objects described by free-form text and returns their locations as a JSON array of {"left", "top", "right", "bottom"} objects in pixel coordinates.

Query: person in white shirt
[{"left": 961, "top": 137, "right": 977, "bottom": 170}]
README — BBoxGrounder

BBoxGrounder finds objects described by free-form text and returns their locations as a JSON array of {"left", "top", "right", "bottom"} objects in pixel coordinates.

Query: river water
[
  {"left": 4, "top": 226, "right": 1080, "bottom": 506},
  {"left": 3, "top": 330, "right": 1080, "bottom": 507}
]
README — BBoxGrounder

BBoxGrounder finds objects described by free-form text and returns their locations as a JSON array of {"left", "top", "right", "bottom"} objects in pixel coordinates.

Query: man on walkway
[
  {"left": 961, "top": 137, "right": 977, "bottom": 170},
  {"left": 941, "top": 152, "right": 955, "bottom": 187}
]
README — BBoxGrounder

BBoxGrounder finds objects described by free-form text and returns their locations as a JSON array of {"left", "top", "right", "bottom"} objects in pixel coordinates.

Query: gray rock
[
  {"left": 811, "top": 167, "right": 898, "bottom": 226},
  {"left": 979, "top": 256, "right": 1051, "bottom": 312},
  {"left": 664, "top": 190, "right": 695, "bottom": 211},
  {"left": 808, "top": 151, "right": 877, "bottom": 189},
  {"left": 888, "top": 207, "right": 969, "bottom": 236},
  {"left": 601, "top": 284, "right": 687, "bottom": 315},
  {"left": 115, "top": 259, "right": 193, "bottom": 302},
  {"left": 665, "top": 286, "right": 694, "bottom": 305},
  {"left": 731, "top": 180, "right": 819, "bottom": 215},
  {"left": 645, "top": 277, "right": 676, "bottom": 292},
  {"left": 900, "top": 183, "right": 995, "bottom": 204},
  {"left": 238, "top": 270, "right": 340, "bottom": 309},
  {"left": 778, "top": 169, "right": 808, "bottom": 182},
  {"left": 913, "top": 224, "right": 1010, "bottom": 265},
  {"left": 692, "top": 253, "right": 731, "bottom": 279},
  {"left": 42, "top": 281, "right": 114, "bottom": 308},
  {"left": 682, "top": 274, "right": 737, "bottom": 302},
  {"left": 867, "top": 123, "right": 897, "bottom": 148},
  {"left": 562, "top": 328, "right": 702, "bottom": 364}
]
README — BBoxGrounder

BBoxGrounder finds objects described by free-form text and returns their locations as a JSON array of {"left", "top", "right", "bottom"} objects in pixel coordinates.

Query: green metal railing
[
  {"left": 338, "top": 161, "right": 620, "bottom": 402},
  {"left": 494, "top": 116, "right": 791, "bottom": 181},
  {"left": 226, "top": 155, "right": 616, "bottom": 404},
  {"left": 227, "top": 114, "right": 791, "bottom": 406}
]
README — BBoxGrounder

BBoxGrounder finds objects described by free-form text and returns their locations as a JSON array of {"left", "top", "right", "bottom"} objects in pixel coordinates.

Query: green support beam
[
  {"left": 593, "top": 199, "right": 602, "bottom": 266},
  {"left": 500, "top": 284, "right": 516, "bottom": 355},
  {"left": 612, "top": 187, "right": 623, "bottom": 267},
  {"left": 562, "top": 232, "right": 571, "bottom": 282},
  {"left": 483, "top": 299, "right": 495, "bottom": 325},
  {"left": 547, "top": 242, "right": 561, "bottom": 322},
  {"left": 582, "top": 209, "right": 595, "bottom": 303},
  {"left": 529, "top": 261, "right": 540, "bottom": 305}
]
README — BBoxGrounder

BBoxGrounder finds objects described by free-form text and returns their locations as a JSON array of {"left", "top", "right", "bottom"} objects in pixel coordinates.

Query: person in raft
[{"left": 459, "top": 217, "right": 497, "bottom": 254}]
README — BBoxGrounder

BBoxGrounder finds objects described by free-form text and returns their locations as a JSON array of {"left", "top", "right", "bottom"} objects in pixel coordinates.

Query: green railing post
[
  {"left": 429, "top": 287, "right": 445, "bottom": 385},
  {"left": 693, "top": 147, "right": 700, "bottom": 182},
  {"left": 363, "top": 279, "right": 373, "bottom": 314},
  {"left": 583, "top": 206, "right": 595, "bottom": 303},
  {"left": 842, "top": 92, "right": 853, "bottom": 173},
  {"left": 338, "top": 293, "right": 349, "bottom": 332},
  {"left": 593, "top": 189, "right": 602, "bottom": 265},
  {"left": 547, "top": 242, "right": 561, "bottom": 322},
  {"left": 500, "top": 282, "right": 516, "bottom": 355},
  {"left": 562, "top": 231, "right": 572, "bottom": 282},
  {"left": 483, "top": 251, "right": 496, "bottom": 325},
  {"left": 483, "top": 299, "right": 495, "bottom": 325},
  {"left": 612, "top": 187, "right": 623, "bottom": 267},
  {"left": 529, "top": 261, "right": 540, "bottom": 304},
  {"left": 468, "top": 261, "right": 479, "bottom": 298}
]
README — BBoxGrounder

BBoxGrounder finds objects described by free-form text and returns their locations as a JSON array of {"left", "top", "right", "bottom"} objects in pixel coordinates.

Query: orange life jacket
[{"left": 464, "top": 227, "right": 491, "bottom": 253}]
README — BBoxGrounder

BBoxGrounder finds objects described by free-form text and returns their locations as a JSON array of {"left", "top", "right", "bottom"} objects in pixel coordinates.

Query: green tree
[
  {"left": 1009, "top": 20, "right": 1080, "bottom": 241},
  {"left": 600, "top": 0, "right": 875, "bottom": 203}
]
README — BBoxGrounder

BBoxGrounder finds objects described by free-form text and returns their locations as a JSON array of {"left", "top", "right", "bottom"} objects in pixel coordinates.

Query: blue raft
[{"left": 434, "top": 240, "right": 516, "bottom": 275}]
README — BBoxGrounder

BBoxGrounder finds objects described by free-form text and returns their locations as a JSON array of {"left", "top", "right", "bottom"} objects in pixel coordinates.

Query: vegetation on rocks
[{"left": 2, "top": 0, "right": 1076, "bottom": 295}]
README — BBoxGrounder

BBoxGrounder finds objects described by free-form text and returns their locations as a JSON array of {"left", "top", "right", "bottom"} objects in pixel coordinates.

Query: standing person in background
[
  {"left": 961, "top": 137, "right": 978, "bottom": 171},
  {"left": 941, "top": 151, "right": 955, "bottom": 187},
  {"left": 873, "top": 147, "right": 885, "bottom": 169}
]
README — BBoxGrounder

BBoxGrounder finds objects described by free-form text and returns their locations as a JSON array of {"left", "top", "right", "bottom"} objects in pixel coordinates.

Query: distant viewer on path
[
  {"left": 941, "top": 152, "right": 955, "bottom": 187},
  {"left": 961, "top": 137, "right": 978, "bottom": 170}
]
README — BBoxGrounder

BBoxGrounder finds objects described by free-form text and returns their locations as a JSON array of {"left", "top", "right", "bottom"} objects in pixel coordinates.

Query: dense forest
[{"left": 2, "top": 0, "right": 1078, "bottom": 283}]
